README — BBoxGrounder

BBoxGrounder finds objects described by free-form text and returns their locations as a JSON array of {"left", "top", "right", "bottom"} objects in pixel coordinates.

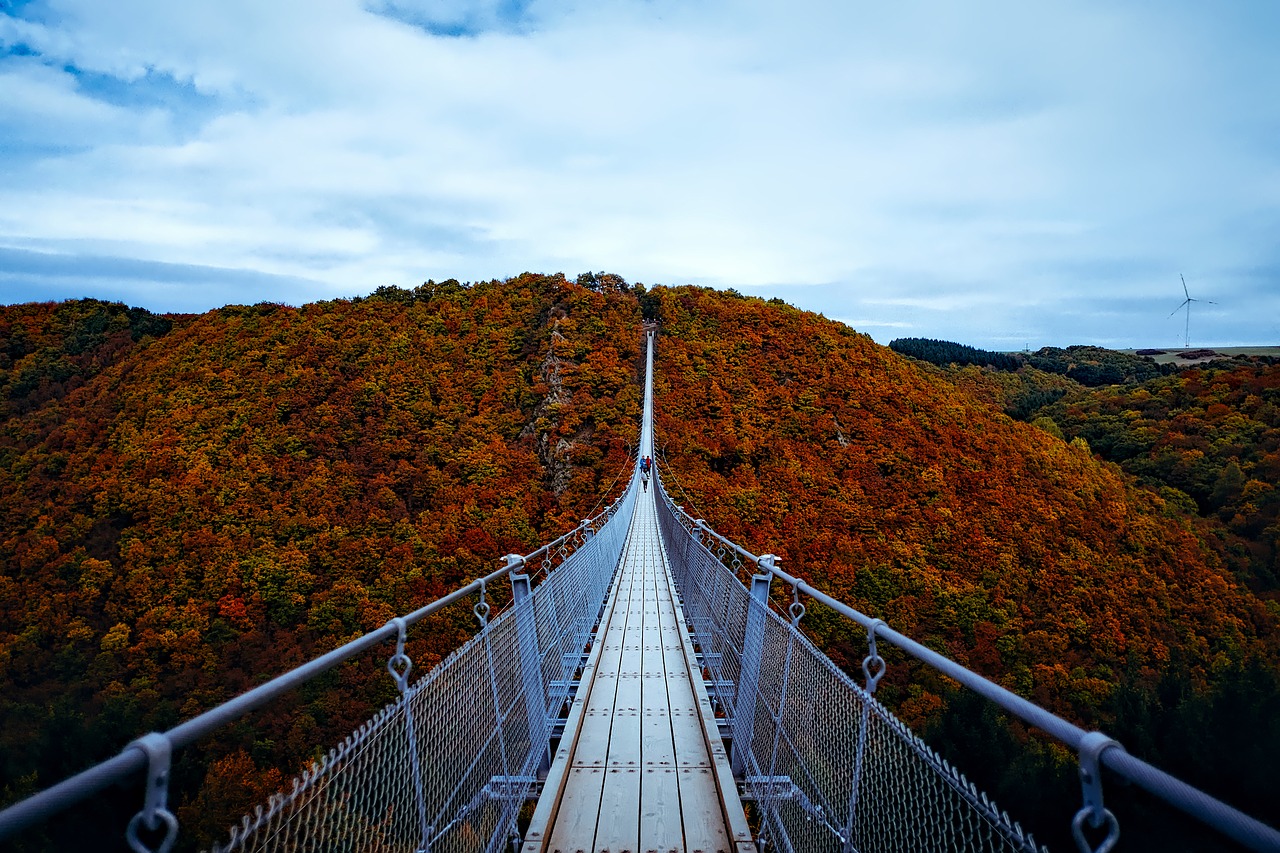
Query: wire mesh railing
[
  {"left": 0, "top": 473, "right": 639, "bottom": 853},
  {"left": 212, "top": 479, "right": 638, "bottom": 853},
  {"left": 654, "top": 473, "right": 1280, "bottom": 853},
  {"left": 655, "top": 476, "right": 1047, "bottom": 853}
]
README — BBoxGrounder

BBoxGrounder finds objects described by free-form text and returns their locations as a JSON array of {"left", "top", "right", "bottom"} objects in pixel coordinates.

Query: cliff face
[{"left": 1, "top": 278, "right": 1275, "bottom": 850}]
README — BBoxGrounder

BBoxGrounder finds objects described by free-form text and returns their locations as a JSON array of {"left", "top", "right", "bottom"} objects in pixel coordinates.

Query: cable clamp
[
  {"left": 786, "top": 581, "right": 806, "bottom": 626},
  {"left": 124, "top": 732, "right": 178, "bottom": 853},
  {"left": 862, "top": 619, "right": 887, "bottom": 694},
  {"left": 475, "top": 579, "right": 490, "bottom": 627},
  {"left": 386, "top": 616, "right": 413, "bottom": 694},
  {"left": 1072, "top": 731, "right": 1123, "bottom": 853}
]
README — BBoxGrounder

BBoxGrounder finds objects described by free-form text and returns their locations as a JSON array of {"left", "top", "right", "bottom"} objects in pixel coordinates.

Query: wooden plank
[
  {"left": 641, "top": 708, "right": 677, "bottom": 768},
  {"left": 670, "top": 707, "right": 712, "bottom": 768},
  {"left": 613, "top": 664, "right": 644, "bottom": 712},
  {"left": 534, "top": 486, "right": 751, "bottom": 852},
  {"left": 640, "top": 580, "right": 679, "bottom": 771},
  {"left": 655, "top": 531, "right": 755, "bottom": 852},
  {"left": 593, "top": 766, "right": 642, "bottom": 851},
  {"left": 546, "top": 767, "right": 608, "bottom": 851},
  {"left": 572, "top": 708, "right": 615, "bottom": 768},
  {"left": 678, "top": 766, "right": 733, "bottom": 853},
  {"left": 653, "top": 571, "right": 709, "bottom": 771},
  {"left": 523, "top": 519, "right": 639, "bottom": 853},
  {"left": 640, "top": 768, "right": 683, "bottom": 852},
  {"left": 606, "top": 705, "right": 642, "bottom": 769}
]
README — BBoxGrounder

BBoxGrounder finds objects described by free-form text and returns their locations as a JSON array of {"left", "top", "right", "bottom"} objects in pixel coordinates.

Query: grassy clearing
[{"left": 1119, "top": 345, "right": 1280, "bottom": 365}]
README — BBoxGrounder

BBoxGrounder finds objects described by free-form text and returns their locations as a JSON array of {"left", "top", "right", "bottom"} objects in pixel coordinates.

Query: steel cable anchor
[
  {"left": 386, "top": 616, "right": 413, "bottom": 694},
  {"left": 862, "top": 619, "right": 887, "bottom": 694},
  {"left": 1072, "top": 731, "right": 1123, "bottom": 853},
  {"left": 474, "top": 579, "right": 491, "bottom": 627},
  {"left": 385, "top": 616, "right": 430, "bottom": 851},
  {"left": 124, "top": 732, "right": 178, "bottom": 853},
  {"left": 752, "top": 556, "right": 803, "bottom": 626}
]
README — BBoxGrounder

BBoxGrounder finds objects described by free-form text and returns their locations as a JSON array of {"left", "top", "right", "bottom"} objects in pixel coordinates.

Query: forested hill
[
  {"left": 0, "top": 277, "right": 646, "bottom": 847},
  {"left": 2, "top": 276, "right": 1277, "bottom": 851}
]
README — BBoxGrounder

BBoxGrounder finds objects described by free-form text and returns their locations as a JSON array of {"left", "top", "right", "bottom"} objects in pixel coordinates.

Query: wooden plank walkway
[{"left": 522, "top": 485, "right": 753, "bottom": 853}]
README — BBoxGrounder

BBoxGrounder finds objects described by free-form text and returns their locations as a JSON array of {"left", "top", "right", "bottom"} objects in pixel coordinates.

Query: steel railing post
[
  {"left": 508, "top": 559, "right": 551, "bottom": 775},
  {"left": 732, "top": 570, "right": 772, "bottom": 777}
]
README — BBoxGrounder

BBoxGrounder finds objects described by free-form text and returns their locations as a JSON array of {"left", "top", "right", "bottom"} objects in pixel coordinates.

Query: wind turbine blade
[
  {"left": 1181, "top": 274, "right": 1190, "bottom": 299},
  {"left": 1169, "top": 301, "right": 1190, "bottom": 317}
]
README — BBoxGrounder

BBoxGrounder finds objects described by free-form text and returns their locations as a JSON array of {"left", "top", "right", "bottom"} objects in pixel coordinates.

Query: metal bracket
[
  {"left": 862, "top": 619, "right": 887, "bottom": 694},
  {"left": 482, "top": 775, "right": 541, "bottom": 802},
  {"left": 744, "top": 776, "right": 833, "bottom": 833},
  {"left": 475, "top": 579, "right": 490, "bottom": 627},
  {"left": 124, "top": 733, "right": 178, "bottom": 853},
  {"left": 1073, "top": 731, "right": 1122, "bottom": 853},
  {"left": 787, "top": 594, "right": 806, "bottom": 625},
  {"left": 386, "top": 616, "right": 412, "bottom": 694},
  {"left": 692, "top": 519, "right": 707, "bottom": 545}
]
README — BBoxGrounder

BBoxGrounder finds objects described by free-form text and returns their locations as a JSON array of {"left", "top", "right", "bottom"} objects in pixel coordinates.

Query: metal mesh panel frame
[
  {"left": 210, "top": 485, "right": 639, "bottom": 853},
  {"left": 656, "top": 482, "right": 1045, "bottom": 853}
]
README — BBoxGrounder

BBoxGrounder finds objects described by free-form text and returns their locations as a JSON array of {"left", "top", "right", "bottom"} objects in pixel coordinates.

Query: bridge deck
[{"left": 523, "top": 485, "right": 752, "bottom": 853}]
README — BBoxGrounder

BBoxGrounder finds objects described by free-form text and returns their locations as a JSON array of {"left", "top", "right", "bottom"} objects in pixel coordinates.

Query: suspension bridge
[{"left": 1, "top": 330, "right": 1278, "bottom": 853}]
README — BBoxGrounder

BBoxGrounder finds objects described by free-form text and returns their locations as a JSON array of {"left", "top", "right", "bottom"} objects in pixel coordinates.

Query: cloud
[
  {"left": 0, "top": 246, "right": 338, "bottom": 311},
  {"left": 1, "top": 0, "right": 1277, "bottom": 347},
  {"left": 0, "top": 57, "right": 150, "bottom": 148}
]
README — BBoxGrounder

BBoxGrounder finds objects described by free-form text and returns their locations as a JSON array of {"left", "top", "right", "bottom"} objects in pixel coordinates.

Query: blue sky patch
[
  {"left": 2, "top": 40, "right": 37, "bottom": 57},
  {"left": 368, "top": 0, "right": 538, "bottom": 38},
  {"left": 63, "top": 63, "right": 224, "bottom": 123},
  {"left": 0, "top": 0, "right": 56, "bottom": 26},
  {"left": 0, "top": 247, "right": 337, "bottom": 313}
]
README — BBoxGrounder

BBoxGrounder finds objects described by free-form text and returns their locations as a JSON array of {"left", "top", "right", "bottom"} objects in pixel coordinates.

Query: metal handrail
[
  {"left": 0, "top": 491, "right": 632, "bottom": 844},
  {"left": 664, "top": 491, "right": 1280, "bottom": 853}
]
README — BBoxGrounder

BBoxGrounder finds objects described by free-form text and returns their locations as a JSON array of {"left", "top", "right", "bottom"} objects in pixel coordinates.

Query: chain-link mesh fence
[
  {"left": 655, "top": 481, "right": 1045, "bottom": 853},
  {"left": 209, "top": 482, "right": 639, "bottom": 853}
]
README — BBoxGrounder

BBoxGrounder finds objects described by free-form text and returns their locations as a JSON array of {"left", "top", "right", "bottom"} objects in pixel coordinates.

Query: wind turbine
[{"left": 1169, "top": 274, "right": 1215, "bottom": 347}]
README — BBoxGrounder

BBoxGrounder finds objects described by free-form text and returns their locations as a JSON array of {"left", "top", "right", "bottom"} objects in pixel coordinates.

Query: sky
[{"left": 1, "top": 0, "right": 1278, "bottom": 350}]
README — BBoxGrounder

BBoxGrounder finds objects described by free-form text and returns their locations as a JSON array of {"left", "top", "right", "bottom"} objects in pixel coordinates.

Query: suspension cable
[
  {"left": 655, "top": 446, "right": 704, "bottom": 521},
  {"left": 583, "top": 450, "right": 634, "bottom": 521}
]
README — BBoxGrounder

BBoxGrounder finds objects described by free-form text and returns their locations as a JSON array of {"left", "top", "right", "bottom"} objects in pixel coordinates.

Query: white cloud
[{"left": 1, "top": 0, "right": 1277, "bottom": 346}]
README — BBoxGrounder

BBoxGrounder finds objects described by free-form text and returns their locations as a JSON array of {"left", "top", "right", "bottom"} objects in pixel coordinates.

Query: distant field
[{"left": 1119, "top": 346, "right": 1280, "bottom": 365}]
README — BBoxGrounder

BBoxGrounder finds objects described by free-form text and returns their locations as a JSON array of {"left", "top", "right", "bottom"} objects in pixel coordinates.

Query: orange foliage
[
  {"left": 0, "top": 277, "right": 642, "bottom": 847},
  {"left": 647, "top": 287, "right": 1277, "bottom": 727},
  {"left": 2, "top": 281, "right": 1277, "bottom": 850}
]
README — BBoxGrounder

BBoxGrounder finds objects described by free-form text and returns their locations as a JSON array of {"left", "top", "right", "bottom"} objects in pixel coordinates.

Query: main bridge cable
[
  {"left": 583, "top": 452, "right": 634, "bottom": 523},
  {"left": 654, "top": 446, "right": 704, "bottom": 523},
  {"left": 668, "top": 499, "right": 1280, "bottom": 853},
  {"left": 0, "top": 486, "right": 634, "bottom": 846},
  {"left": 572, "top": 331, "right": 652, "bottom": 532}
]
